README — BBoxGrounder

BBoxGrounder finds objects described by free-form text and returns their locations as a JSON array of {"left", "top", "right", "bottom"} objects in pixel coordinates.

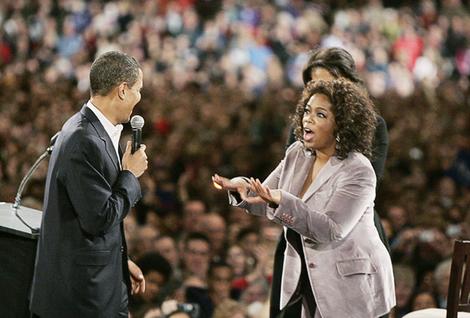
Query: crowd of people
[{"left": 1, "top": 0, "right": 470, "bottom": 317}]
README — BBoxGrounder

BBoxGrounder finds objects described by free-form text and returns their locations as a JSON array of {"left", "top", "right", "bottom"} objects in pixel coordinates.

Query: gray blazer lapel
[
  {"left": 301, "top": 155, "right": 344, "bottom": 201},
  {"left": 80, "top": 106, "right": 121, "bottom": 172},
  {"left": 289, "top": 150, "right": 314, "bottom": 196}
]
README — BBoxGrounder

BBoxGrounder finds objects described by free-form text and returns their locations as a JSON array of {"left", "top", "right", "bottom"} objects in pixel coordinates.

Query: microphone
[
  {"left": 47, "top": 131, "right": 61, "bottom": 154},
  {"left": 130, "top": 115, "right": 144, "bottom": 154},
  {"left": 13, "top": 131, "right": 61, "bottom": 234}
]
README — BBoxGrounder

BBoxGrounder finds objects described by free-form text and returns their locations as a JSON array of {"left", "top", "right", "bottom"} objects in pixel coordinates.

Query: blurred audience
[{"left": 2, "top": 0, "right": 470, "bottom": 317}]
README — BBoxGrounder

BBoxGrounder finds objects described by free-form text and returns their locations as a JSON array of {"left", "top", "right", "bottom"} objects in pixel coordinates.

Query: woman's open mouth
[{"left": 303, "top": 127, "right": 314, "bottom": 142}]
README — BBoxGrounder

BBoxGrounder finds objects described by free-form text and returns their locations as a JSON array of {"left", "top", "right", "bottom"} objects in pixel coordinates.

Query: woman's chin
[{"left": 303, "top": 141, "right": 315, "bottom": 149}]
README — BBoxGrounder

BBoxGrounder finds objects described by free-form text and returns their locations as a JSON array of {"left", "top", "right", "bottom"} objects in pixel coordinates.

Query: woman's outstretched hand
[
  {"left": 246, "top": 178, "right": 281, "bottom": 206},
  {"left": 212, "top": 174, "right": 245, "bottom": 192},
  {"left": 212, "top": 174, "right": 280, "bottom": 206}
]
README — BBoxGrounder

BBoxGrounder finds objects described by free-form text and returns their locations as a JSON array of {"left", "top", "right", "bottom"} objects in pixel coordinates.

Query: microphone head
[{"left": 130, "top": 115, "right": 145, "bottom": 129}]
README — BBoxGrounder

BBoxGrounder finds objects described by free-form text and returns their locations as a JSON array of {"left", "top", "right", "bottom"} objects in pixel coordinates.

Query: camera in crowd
[{"left": 159, "top": 300, "right": 200, "bottom": 318}]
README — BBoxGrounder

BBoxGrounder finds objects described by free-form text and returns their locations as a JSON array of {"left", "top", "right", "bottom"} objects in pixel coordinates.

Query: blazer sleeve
[
  {"left": 269, "top": 161, "right": 376, "bottom": 243},
  {"left": 371, "top": 115, "right": 389, "bottom": 181},
  {"left": 60, "top": 135, "right": 141, "bottom": 237},
  {"left": 228, "top": 142, "right": 300, "bottom": 216},
  {"left": 228, "top": 160, "right": 282, "bottom": 216}
]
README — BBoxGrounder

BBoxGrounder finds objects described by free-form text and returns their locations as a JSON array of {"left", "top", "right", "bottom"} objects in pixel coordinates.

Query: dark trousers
[
  {"left": 118, "top": 281, "right": 129, "bottom": 317},
  {"left": 273, "top": 229, "right": 317, "bottom": 318}
]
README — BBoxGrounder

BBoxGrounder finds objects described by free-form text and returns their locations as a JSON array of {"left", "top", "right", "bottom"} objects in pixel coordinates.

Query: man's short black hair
[{"left": 89, "top": 51, "right": 140, "bottom": 96}]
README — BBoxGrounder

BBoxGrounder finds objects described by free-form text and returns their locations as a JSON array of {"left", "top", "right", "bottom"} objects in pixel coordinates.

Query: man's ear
[{"left": 117, "top": 82, "right": 126, "bottom": 100}]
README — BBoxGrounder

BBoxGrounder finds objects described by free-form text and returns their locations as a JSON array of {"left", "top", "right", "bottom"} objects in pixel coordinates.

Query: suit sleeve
[
  {"left": 371, "top": 115, "right": 389, "bottom": 181},
  {"left": 269, "top": 162, "right": 376, "bottom": 243},
  {"left": 61, "top": 135, "right": 141, "bottom": 237}
]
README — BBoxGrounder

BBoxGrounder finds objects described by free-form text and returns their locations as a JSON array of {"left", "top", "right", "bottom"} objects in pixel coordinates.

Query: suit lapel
[
  {"left": 118, "top": 145, "right": 123, "bottom": 160},
  {"left": 80, "top": 105, "right": 121, "bottom": 172},
  {"left": 301, "top": 155, "right": 344, "bottom": 202},
  {"left": 289, "top": 150, "right": 315, "bottom": 196}
]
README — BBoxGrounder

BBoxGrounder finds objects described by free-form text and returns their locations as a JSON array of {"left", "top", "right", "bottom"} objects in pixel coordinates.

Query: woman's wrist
[{"left": 270, "top": 189, "right": 281, "bottom": 206}]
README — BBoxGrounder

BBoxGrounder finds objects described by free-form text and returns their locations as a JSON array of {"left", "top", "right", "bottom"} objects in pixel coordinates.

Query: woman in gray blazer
[{"left": 213, "top": 79, "right": 395, "bottom": 318}]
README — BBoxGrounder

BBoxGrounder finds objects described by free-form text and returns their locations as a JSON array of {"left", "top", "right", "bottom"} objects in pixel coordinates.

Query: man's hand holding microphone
[{"left": 122, "top": 115, "right": 148, "bottom": 178}]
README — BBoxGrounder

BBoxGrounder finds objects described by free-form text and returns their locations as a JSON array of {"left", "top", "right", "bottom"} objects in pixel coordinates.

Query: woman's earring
[{"left": 335, "top": 135, "right": 340, "bottom": 143}]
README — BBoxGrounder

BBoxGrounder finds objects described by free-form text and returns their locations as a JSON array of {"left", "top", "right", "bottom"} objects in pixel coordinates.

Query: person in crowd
[
  {"left": 240, "top": 278, "right": 270, "bottom": 317},
  {"left": 130, "top": 252, "right": 173, "bottom": 315},
  {"left": 131, "top": 224, "right": 160, "bottom": 259},
  {"left": 213, "top": 299, "right": 248, "bottom": 318},
  {"left": 228, "top": 242, "right": 271, "bottom": 301},
  {"left": 181, "top": 200, "right": 207, "bottom": 233},
  {"left": 201, "top": 212, "right": 227, "bottom": 261},
  {"left": 154, "top": 234, "right": 182, "bottom": 278},
  {"left": 30, "top": 51, "right": 148, "bottom": 317},
  {"left": 434, "top": 258, "right": 452, "bottom": 308},
  {"left": 185, "top": 261, "right": 234, "bottom": 318},
  {"left": 181, "top": 232, "right": 212, "bottom": 288},
  {"left": 393, "top": 264, "right": 416, "bottom": 318},
  {"left": 226, "top": 245, "right": 248, "bottom": 281},
  {"left": 236, "top": 227, "right": 261, "bottom": 268},
  {"left": 387, "top": 205, "right": 411, "bottom": 245},
  {"left": 410, "top": 290, "right": 438, "bottom": 311},
  {"left": 213, "top": 79, "right": 395, "bottom": 317}
]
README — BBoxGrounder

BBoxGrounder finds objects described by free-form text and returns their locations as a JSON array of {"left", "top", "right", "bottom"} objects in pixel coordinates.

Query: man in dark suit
[{"left": 30, "top": 51, "right": 148, "bottom": 318}]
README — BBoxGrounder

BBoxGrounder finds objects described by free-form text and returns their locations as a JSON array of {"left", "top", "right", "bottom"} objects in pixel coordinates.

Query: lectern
[
  {"left": 0, "top": 132, "right": 59, "bottom": 317},
  {"left": 0, "top": 203, "right": 42, "bottom": 318}
]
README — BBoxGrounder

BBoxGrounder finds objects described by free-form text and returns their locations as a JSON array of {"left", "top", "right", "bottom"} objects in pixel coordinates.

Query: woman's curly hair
[{"left": 292, "top": 79, "right": 377, "bottom": 160}]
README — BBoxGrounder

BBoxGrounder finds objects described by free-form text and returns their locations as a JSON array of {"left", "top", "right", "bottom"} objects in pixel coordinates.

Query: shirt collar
[{"left": 86, "top": 100, "right": 123, "bottom": 139}]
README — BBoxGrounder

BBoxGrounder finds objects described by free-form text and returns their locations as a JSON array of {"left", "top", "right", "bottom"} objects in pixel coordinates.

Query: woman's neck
[{"left": 314, "top": 149, "right": 334, "bottom": 165}]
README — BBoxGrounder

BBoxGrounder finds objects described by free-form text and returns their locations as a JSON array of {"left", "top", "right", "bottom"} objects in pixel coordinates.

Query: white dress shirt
[{"left": 86, "top": 100, "right": 123, "bottom": 165}]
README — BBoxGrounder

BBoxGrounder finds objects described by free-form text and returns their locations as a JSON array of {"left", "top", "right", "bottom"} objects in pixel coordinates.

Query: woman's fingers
[
  {"left": 212, "top": 174, "right": 234, "bottom": 190},
  {"left": 239, "top": 186, "right": 248, "bottom": 201},
  {"left": 251, "top": 178, "right": 270, "bottom": 201},
  {"left": 246, "top": 178, "right": 275, "bottom": 204},
  {"left": 212, "top": 175, "right": 224, "bottom": 190}
]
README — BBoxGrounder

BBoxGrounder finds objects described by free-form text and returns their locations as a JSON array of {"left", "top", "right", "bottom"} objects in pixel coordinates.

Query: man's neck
[{"left": 90, "top": 96, "right": 117, "bottom": 125}]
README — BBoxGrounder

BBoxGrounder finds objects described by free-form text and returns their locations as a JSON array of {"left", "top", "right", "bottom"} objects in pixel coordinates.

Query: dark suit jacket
[
  {"left": 30, "top": 106, "right": 142, "bottom": 318},
  {"left": 371, "top": 115, "right": 389, "bottom": 181}
]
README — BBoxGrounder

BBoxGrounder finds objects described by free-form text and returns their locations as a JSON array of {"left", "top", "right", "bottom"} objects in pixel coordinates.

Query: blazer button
[
  {"left": 308, "top": 262, "right": 315, "bottom": 268},
  {"left": 304, "top": 238, "right": 315, "bottom": 244},
  {"left": 120, "top": 246, "right": 124, "bottom": 253}
]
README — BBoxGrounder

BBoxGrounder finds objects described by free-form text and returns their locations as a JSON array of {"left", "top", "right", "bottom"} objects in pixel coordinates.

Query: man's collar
[{"left": 86, "top": 100, "right": 123, "bottom": 136}]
